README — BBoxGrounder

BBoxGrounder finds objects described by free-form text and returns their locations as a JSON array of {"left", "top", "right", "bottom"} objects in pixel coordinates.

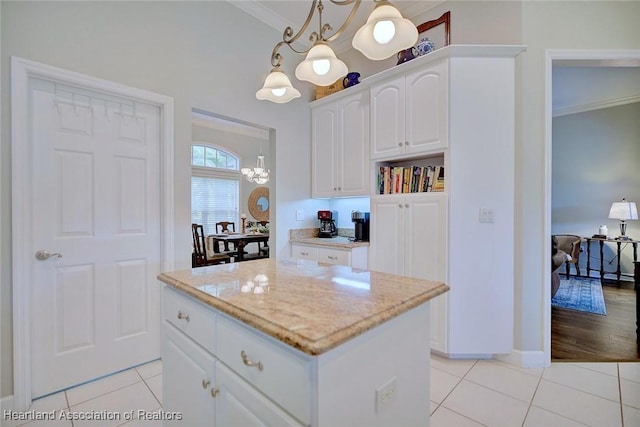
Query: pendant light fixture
[
  {"left": 241, "top": 154, "right": 270, "bottom": 185},
  {"left": 256, "top": 0, "right": 417, "bottom": 104},
  {"left": 352, "top": 0, "right": 418, "bottom": 60},
  {"left": 255, "top": 67, "right": 301, "bottom": 103}
]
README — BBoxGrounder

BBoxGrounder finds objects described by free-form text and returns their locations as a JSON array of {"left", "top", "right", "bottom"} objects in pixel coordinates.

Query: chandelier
[
  {"left": 241, "top": 155, "right": 270, "bottom": 184},
  {"left": 256, "top": 0, "right": 418, "bottom": 104}
]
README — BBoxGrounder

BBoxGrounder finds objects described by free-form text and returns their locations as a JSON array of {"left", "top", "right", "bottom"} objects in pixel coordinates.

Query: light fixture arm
[{"left": 269, "top": 0, "right": 361, "bottom": 68}]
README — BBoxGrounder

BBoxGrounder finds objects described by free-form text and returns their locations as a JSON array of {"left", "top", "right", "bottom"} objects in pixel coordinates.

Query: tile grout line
[
  {"left": 521, "top": 366, "right": 546, "bottom": 427},
  {"left": 617, "top": 363, "right": 625, "bottom": 427},
  {"left": 136, "top": 367, "right": 162, "bottom": 408}
]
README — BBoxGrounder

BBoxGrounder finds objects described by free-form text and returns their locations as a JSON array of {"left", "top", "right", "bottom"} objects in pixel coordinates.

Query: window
[{"left": 191, "top": 144, "right": 240, "bottom": 234}]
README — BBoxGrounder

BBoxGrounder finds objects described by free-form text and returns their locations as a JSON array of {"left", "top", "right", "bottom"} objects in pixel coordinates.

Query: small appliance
[
  {"left": 351, "top": 211, "right": 370, "bottom": 242},
  {"left": 317, "top": 210, "right": 338, "bottom": 238}
]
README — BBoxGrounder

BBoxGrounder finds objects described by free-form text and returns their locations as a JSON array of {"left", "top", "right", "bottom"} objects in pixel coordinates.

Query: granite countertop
[
  {"left": 290, "top": 236, "right": 370, "bottom": 248},
  {"left": 158, "top": 259, "right": 448, "bottom": 356},
  {"left": 289, "top": 228, "right": 369, "bottom": 248}
]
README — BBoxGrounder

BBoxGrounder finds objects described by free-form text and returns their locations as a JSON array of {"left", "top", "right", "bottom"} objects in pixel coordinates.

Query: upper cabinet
[
  {"left": 311, "top": 90, "right": 369, "bottom": 198},
  {"left": 370, "top": 60, "right": 448, "bottom": 160}
]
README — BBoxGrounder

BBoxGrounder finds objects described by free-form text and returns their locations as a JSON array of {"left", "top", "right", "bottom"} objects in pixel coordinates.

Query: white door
[
  {"left": 338, "top": 92, "right": 369, "bottom": 196},
  {"left": 369, "top": 195, "right": 405, "bottom": 275},
  {"left": 29, "top": 77, "right": 162, "bottom": 397}
]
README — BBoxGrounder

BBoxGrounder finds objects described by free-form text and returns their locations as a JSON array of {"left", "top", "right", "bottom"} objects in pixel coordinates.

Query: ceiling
[{"left": 230, "top": 0, "right": 440, "bottom": 53}]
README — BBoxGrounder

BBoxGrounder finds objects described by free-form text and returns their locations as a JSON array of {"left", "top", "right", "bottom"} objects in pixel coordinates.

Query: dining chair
[
  {"left": 215, "top": 222, "right": 236, "bottom": 234},
  {"left": 192, "top": 223, "right": 231, "bottom": 267}
]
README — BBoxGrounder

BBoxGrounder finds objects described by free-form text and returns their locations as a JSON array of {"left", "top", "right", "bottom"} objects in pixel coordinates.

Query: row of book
[{"left": 377, "top": 165, "right": 445, "bottom": 194}]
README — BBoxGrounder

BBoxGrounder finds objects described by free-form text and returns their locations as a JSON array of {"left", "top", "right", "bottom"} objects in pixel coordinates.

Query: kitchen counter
[
  {"left": 158, "top": 258, "right": 447, "bottom": 355},
  {"left": 289, "top": 235, "right": 369, "bottom": 248}
]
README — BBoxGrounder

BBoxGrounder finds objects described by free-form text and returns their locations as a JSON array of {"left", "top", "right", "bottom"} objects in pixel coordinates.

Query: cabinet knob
[
  {"left": 202, "top": 379, "right": 210, "bottom": 389},
  {"left": 398, "top": 204, "right": 403, "bottom": 208},
  {"left": 398, "top": 142, "right": 403, "bottom": 147},
  {"left": 210, "top": 388, "right": 219, "bottom": 399},
  {"left": 177, "top": 310, "right": 190, "bottom": 322},
  {"left": 405, "top": 141, "right": 409, "bottom": 146},
  {"left": 405, "top": 204, "right": 409, "bottom": 208},
  {"left": 240, "top": 350, "right": 263, "bottom": 371}
]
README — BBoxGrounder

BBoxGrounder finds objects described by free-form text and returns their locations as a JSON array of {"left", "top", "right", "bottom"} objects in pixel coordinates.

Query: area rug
[{"left": 552, "top": 277, "right": 607, "bottom": 315}]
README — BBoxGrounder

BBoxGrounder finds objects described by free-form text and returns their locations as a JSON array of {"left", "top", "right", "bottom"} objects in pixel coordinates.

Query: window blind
[{"left": 191, "top": 176, "right": 239, "bottom": 234}]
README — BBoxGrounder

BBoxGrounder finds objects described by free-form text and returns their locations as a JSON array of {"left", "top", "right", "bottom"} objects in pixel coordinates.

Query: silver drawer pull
[
  {"left": 211, "top": 388, "right": 219, "bottom": 398},
  {"left": 177, "top": 310, "right": 190, "bottom": 322},
  {"left": 240, "top": 350, "right": 263, "bottom": 371},
  {"left": 300, "top": 251, "right": 309, "bottom": 256},
  {"left": 328, "top": 256, "right": 338, "bottom": 260},
  {"left": 202, "top": 379, "right": 210, "bottom": 389}
]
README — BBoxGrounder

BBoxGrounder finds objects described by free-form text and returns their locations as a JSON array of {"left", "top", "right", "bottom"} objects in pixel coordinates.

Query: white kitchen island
[{"left": 158, "top": 259, "right": 448, "bottom": 427}]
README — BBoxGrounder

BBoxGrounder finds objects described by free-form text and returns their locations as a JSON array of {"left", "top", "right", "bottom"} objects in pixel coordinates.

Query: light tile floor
[{"left": 5, "top": 356, "right": 640, "bottom": 426}]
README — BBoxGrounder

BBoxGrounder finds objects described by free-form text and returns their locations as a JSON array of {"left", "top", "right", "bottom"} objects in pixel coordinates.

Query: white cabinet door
[
  {"left": 369, "top": 195, "right": 405, "bottom": 275},
  {"left": 311, "top": 104, "right": 337, "bottom": 198},
  {"left": 405, "top": 60, "right": 448, "bottom": 154},
  {"left": 404, "top": 193, "right": 447, "bottom": 281},
  {"left": 215, "top": 363, "right": 303, "bottom": 427},
  {"left": 370, "top": 75, "right": 405, "bottom": 160},
  {"left": 163, "top": 324, "right": 215, "bottom": 426},
  {"left": 338, "top": 92, "right": 369, "bottom": 196}
]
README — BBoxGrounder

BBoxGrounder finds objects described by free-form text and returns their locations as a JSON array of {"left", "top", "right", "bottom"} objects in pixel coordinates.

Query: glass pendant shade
[
  {"left": 295, "top": 41, "right": 348, "bottom": 86},
  {"left": 256, "top": 68, "right": 301, "bottom": 103},
  {"left": 352, "top": 1, "right": 418, "bottom": 60}
]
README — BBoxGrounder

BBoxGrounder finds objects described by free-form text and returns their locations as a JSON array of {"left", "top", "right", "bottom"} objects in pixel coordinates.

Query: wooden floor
[{"left": 552, "top": 277, "right": 639, "bottom": 362}]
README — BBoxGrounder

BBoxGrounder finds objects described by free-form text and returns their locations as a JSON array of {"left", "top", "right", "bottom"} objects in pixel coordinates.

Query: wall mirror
[{"left": 248, "top": 187, "right": 269, "bottom": 222}]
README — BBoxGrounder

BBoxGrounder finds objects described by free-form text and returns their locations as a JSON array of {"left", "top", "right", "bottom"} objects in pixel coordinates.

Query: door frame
[
  {"left": 11, "top": 56, "right": 175, "bottom": 410},
  {"left": 543, "top": 49, "right": 640, "bottom": 365}
]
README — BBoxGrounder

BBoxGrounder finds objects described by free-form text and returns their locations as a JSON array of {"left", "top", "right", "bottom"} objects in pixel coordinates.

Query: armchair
[{"left": 552, "top": 234, "right": 582, "bottom": 278}]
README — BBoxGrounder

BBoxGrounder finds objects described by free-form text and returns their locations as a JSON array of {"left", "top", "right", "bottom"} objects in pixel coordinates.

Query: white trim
[
  {"left": 543, "top": 49, "right": 640, "bottom": 366},
  {"left": 1, "top": 394, "right": 14, "bottom": 412},
  {"left": 495, "top": 350, "right": 547, "bottom": 369},
  {"left": 553, "top": 94, "right": 640, "bottom": 118},
  {"left": 11, "top": 57, "right": 174, "bottom": 410}
]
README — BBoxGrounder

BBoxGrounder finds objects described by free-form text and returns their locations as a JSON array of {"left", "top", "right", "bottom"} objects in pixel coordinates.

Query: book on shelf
[{"left": 377, "top": 164, "right": 445, "bottom": 194}]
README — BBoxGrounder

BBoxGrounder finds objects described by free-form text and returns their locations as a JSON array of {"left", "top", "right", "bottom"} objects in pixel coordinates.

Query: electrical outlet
[
  {"left": 296, "top": 209, "right": 304, "bottom": 221},
  {"left": 375, "top": 376, "right": 397, "bottom": 413}
]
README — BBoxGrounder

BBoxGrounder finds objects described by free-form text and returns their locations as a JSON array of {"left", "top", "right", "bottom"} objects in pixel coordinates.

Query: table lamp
[{"left": 608, "top": 198, "right": 638, "bottom": 240}]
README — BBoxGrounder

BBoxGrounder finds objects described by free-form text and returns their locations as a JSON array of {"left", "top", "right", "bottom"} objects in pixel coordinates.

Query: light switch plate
[
  {"left": 479, "top": 208, "right": 495, "bottom": 223},
  {"left": 296, "top": 209, "right": 304, "bottom": 221}
]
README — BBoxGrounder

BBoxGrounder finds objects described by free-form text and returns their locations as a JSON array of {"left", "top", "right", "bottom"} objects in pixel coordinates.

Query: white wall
[
  {"left": 0, "top": 1, "right": 328, "bottom": 398},
  {"left": 552, "top": 102, "right": 640, "bottom": 275}
]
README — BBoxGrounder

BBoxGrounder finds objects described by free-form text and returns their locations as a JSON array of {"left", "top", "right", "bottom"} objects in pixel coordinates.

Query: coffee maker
[
  {"left": 317, "top": 210, "right": 338, "bottom": 238},
  {"left": 351, "top": 211, "right": 370, "bottom": 242}
]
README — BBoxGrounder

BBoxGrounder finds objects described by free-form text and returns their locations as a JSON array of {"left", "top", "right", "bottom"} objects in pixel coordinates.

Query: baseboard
[
  {"left": 496, "top": 349, "right": 548, "bottom": 369},
  {"left": 1, "top": 394, "right": 14, "bottom": 412}
]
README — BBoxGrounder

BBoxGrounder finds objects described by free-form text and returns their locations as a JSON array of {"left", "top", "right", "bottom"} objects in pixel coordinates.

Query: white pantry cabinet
[
  {"left": 311, "top": 89, "right": 369, "bottom": 198},
  {"left": 370, "top": 59, "right": 448, "bottom": 160},
  {"left": 370, "top": 193, "right": 447, "bottom": 282},
  {"left": 365, "top": 45, "right": 525, "bottom": 356}
]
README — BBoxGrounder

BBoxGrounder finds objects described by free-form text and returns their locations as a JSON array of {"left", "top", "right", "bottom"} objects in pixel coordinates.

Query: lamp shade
[
  {"left": 294, "top": 41, "right": 348, "bottom": 86},
  {"left": 256, "top": 68, "right": 301, "bottom": 103},
  {"left": 608, "top": 199, "right": 639, "bottom": 220},
  {"left": 352, "top": 1, "right": 418, "bottom": 60}
]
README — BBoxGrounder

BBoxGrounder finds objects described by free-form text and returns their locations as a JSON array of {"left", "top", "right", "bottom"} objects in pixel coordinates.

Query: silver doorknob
[{"left": 35, "top": 250, "right": 63, "bottom": 261}]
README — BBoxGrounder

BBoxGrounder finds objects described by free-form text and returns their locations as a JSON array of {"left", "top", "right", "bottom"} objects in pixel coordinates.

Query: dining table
[{"left": 207, "top": 232, "right": 269, "bottom": 261}]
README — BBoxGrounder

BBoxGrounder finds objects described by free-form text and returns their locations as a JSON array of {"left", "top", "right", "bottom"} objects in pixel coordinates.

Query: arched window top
[{"left": 191, "top": 144, "right": 239, "bottom": 171}]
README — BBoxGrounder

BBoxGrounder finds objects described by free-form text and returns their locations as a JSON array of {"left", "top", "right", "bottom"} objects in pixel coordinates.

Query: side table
[{"left": 584, "top": 237, "right": 638, "bottom": 285}]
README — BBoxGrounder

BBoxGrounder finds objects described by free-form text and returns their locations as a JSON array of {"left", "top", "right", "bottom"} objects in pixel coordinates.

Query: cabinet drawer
[
  {"left": 317, "top": 247, "right": 350, "bottom": 266},
  {"left": 163, "top": 287, "right": 216, "bottom": 354},
  {"left": 216, "top": 315, "right": 311, "bottom": 425},
  {"left": 291, "top": 244, "right": 318, "bottom": 261}
]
